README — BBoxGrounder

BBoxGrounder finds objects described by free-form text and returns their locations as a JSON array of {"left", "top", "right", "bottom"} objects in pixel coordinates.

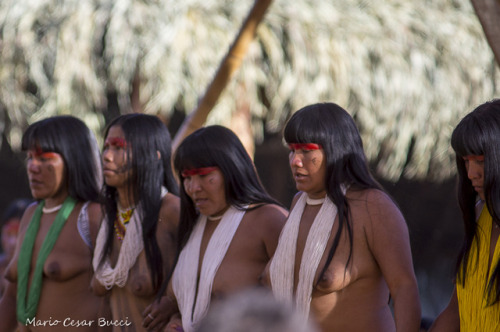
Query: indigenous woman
[
  {"left": 430, "top": 99, "right": 500, "bottom": 331},
  {"left": 263, "top": 103, "right": 421, "bottom": 332},
  {"left": 143, "top": 125, "right": 287, "bottom": 332},
  {"left": 0, "top": 116, "right": 108, "bottom": 331},
  {"left": 92, "top": 114, "right": 180, "bottom": 331}
]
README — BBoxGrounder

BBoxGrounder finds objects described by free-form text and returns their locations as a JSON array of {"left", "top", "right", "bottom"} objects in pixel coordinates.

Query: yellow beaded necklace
[{"left": 114, "top": 207, "right": 135, "bottom": 242}]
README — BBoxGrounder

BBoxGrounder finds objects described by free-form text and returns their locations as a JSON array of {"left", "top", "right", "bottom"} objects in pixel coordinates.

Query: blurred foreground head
[{"left": 195, "top": 288, "right": 319, "bottom": 332}]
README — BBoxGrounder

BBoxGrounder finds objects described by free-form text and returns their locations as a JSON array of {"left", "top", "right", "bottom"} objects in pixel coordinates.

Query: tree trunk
[
  {"left": 172, "top": 0, "right": 273, "bottom": 152},
  {"left": 470, "top": 0, "right": 500, "bottom": 67}
]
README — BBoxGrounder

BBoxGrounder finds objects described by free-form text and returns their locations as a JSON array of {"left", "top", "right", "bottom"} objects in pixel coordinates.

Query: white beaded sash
[
  {"left": 172, "top": 206, "right": 246, "bottom": 332},
  {"left": 92, "top": 187, "right": 168, "bottom": 289},
  {"left": 270, "top": 192, "right": 338, "bottom": 319}
]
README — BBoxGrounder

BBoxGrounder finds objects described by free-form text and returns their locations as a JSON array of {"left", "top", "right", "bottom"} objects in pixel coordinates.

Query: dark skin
[
  {"left": 142, "top": 167, "right": 287, "bottom": 332},
  {"left": 429, "top": 205, "right": 500, "bottom": 331},
  {"left": 144, "top": 204, "right": 286, "bottom": 332},
  {"left": 262, "top": 189, "right": 421, "bottom": 332},
  {"left": 261, "top": 145, "right": 421, "bottom": 332},
  {"left": 92, "top": 125, "right": 181, "bottom": 331},
  {"left": 0, "top": 151, "right": 110, "bottom": 332},
  {"left": 429, "top": 156, "right": 500, "bottom": 331},
  {"left": 91, "top": 193, "right": 180, "bottom": 330},
  {"left": 0, "top": 202, "right": 111, "bottom": 332}
]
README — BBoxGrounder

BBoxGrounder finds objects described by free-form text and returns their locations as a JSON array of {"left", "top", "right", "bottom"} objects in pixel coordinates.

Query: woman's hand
[
  {"left": 165, "top": 314, "right": 183, "bottom": 332},
  {"left": 142, "top": 295, "right": 177, "bottom": 331}
]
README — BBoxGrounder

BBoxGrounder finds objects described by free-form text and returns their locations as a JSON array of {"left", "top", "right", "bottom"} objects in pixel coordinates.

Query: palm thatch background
[{"left": 1, "top": 0, "right": 499, "bottom": 182}]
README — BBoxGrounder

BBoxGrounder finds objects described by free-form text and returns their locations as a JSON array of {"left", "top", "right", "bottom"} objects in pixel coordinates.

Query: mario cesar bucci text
[{"left": 25, "top": 316, "right": 132, "bottom": 328}]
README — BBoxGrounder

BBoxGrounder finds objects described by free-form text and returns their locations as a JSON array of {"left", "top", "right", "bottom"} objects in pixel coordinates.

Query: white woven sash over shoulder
[
  {"left": 172, "top": 206, "right": 246, "bottom": 332},
  {"left": 92, "top": 187, "right": 168, "bottom": 289},
  {"left": 270, "top": 192, "right": 338, "bottom": 319}
]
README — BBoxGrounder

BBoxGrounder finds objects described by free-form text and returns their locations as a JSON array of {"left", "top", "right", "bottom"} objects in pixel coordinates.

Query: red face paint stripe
[
  {"left": 105, "top": 137, "right": 127, "bottom": 148},
  {"left": 463, "top": 155, "right": 485, "bottom": 161},
  {"left": 28, "top": 150, "right": 59, "bottom": 159},
  {"left": 181, "top": 167, "right": 218, "bottom": 178},
  {"left": 288, "top": 143, "right": 322, "bottom": 150}
]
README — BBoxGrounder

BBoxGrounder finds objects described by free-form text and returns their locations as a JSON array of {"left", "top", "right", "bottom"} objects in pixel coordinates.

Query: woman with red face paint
[
  {"left": 0, "top": 116, "right": 110, "bottom": 331},
  {"left": 142, "top": 125, "right": 287, "bottom": 332},
  {"left": 430, "top": 100, "right": 500, "bottom": 332},
  {"left": 92, "top": 114, "right": 180, "bottom": 331},
  {"left": 262, "top": 103, "right": 421, "bottom": 332}
]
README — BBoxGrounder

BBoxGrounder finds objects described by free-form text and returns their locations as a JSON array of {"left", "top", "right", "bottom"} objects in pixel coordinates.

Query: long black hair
[
  {"left": 173, "top": 125, "right": 283, "bottom": 252},
  {"left": 100, "top": 113, "right": 178, "bottom": 291},
  {"left": 21, "top": 115, "right": 102, "bottom": 202},
  {"left": 451, "top": 98, "right": 500, "bottom": 305},
  {"left": 284, "top": 102, "right": 383, "bottom": 282}
]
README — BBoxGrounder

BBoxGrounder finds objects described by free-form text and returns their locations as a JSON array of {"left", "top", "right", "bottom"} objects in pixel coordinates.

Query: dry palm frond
[{"left": 0, "top": 0, "right": 498, "bottom": 181}]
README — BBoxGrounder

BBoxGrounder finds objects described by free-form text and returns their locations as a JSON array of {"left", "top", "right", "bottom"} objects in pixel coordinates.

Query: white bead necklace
[
  {"left": 207, "top": 215, "right": 223, "bottom": 222},
  {"left": 42, "top": 204, "right": 63, "bottom": 214},
  {"left": 306, "top": 196, "right": 325, "bottom": 205}
]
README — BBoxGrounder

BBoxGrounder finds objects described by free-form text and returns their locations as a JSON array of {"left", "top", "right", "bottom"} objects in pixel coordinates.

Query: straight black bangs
[
  {"left": 284, "top": 106, "right": 330, "bottom": 145},
  {"left": 451, "top": 118, "right": 485, "bottom": 158},
  {"left": 174, "top": 126, "right": 241, "bottom": 176},
  {"left": 22, "top": 122, "right": 61, "bottom": 153},
  {"left": 174, "top": 138, "right": 218, "bottom": 175}
]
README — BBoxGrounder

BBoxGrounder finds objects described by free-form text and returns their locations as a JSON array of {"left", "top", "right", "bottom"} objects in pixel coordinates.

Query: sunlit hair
[
  {"left": 173, "top": 125, "right": 283, "bottom": 251},
  {"left": 451, "top": 98, "right": 500, "bottom": 305},
  {"left": 284, "top": 102, "right": 383, "bottom": 282},
  {"left": 21, "top": 115, "right": 102, "bottom": 202},
  {"left": 100, "top": 113, "right": 178, "bottom": 291}
]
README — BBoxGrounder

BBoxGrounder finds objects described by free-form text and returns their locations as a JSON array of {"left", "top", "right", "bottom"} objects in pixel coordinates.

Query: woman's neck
[
  {"left": 44, "top": 191, "right": 69, "bottom": 209},
  {"left": 116, "top": 188, "right": 135, "bottom": 209}
]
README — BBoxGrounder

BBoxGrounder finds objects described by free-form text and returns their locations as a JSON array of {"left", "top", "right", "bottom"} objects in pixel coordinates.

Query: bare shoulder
[
  {"left": 289, "top": 191, "right": 304, "bottom": 210},
  {"left": 84, "top": 202, "right": 104, "bottom": 246},
  {"left": 85, "top": 201, "right": 104, "bottom": 226},
  {"left": 4, "top": 202, "right": 38, "bottom": 277},
  {"left": 246, "top": 203, "right": 288, "bottom": 228},
  {"left": 349, "top": 188, "right": 408, "bottom": 244},
  {"left": 245, "top": 203, "right": 288, "bottom": 256},
  {"left": 158, "top": 193, "right": 180, "bottom": 233},
  {"left": 19, "top": 202, "right": 38, "bottom": 230},
  {"left": 348, "top": 188, "right": 401, "bottom": 217}
]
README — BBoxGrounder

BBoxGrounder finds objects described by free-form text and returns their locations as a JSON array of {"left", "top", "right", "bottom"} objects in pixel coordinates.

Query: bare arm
[
  {"left": 256, "top": 204, "right": 288, "bottom": 258},
  {"left": 158, "top": 193, "right": 180, "bottom": 277},
  {"left": 88, "top": 202, "right": 109, "bottom": 296},
  {"left": 0, "top": 280, "right": 18, "bottom": 332},
  {"left": 0, "top": 204, "right": 37, "bottom": 331},
  {"left": 142, "top": 279, "right": 180, "bottom": 331},
  {"left": 366, "top": 190, "right": 421, "bottom": 332},
  {"left": 86, "top": 201, "right": 104, "bottom": 249},
  {"left": 428, "top": 288, "right": 460, "bottom": 332}
]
